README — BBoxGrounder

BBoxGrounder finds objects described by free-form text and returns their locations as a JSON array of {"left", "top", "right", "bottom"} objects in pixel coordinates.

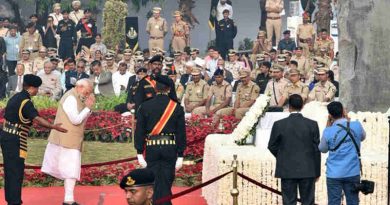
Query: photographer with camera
[{"left": 319, "top": 101, "right": 368, "bottom": 204}]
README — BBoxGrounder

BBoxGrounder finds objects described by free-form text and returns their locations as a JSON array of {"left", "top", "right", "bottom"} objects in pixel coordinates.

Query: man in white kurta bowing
[{"left": 41, "top": 79, "right": 95, "bottom": 205}]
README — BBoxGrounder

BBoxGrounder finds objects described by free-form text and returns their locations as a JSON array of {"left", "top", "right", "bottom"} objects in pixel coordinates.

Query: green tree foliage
[
  {"left": 238, "top": 38, "right": 253, "bottom": 51},
  {"left": 102, "top": 0, "right": 128, "bottom": 49}
]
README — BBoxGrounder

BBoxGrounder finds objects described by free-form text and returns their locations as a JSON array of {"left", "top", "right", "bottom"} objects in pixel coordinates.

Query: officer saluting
[
  {"left": 0, "top": 74, "right": 67, "bottom": 205},
  {"left": 135, "top": 77, "right": 186, "bottom": 205},
  {"left": 133, "top": 55, "right": 177, "bottom": 113}
]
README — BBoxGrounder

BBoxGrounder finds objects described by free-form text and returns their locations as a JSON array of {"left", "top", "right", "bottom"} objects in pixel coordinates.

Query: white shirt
[
  {"left": 112, "top": 71, "right": 133, "bottom": 96},
  {"left": 217, "top": 1, "right": 233, "bottom": 21},
  {"left": 49, "top": 13, "right": 63, "bottom": 26},
  {"left": 94, "top": 76, "right": 100, "bottom": 95},
  {"left": 16, "top": 75, "right": 24, "bottom": 92},
  {"left": 62, "top": 95, "right": 91, "bottom": 125}
]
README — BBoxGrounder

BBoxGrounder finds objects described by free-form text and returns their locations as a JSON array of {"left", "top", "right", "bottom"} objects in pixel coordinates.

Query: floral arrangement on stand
[{"left": 232, "top": 94, "right": 271, "bottom": 145}]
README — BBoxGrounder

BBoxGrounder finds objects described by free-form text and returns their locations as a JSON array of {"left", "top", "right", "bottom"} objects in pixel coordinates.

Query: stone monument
[{"left": 338, "top": 0, "right": 390, "bottom": 112}]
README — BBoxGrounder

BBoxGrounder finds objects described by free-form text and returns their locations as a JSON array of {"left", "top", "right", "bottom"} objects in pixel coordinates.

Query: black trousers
[
  {"left": 281, "top": 178, "right": 316, "bottom": 205},
  {"left": 6, "top": 60, "right": 17, "bottom": 76},
  {"left": 145, "top": 144, "right": 177, "bottom": 205},
  {"left": 59, "top": 37, "right": 75, "bottom": 60},
  {"left": 0, "top": 131, "right": 25, "bottom": 205},
  {"left": 76, "top": 37, "right": 95, "bottom": 54},
  {"left": 216, "top": 38, "right": 233, "bottom": 60}
]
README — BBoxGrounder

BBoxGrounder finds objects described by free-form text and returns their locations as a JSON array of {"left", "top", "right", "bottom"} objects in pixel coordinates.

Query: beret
[{"left": 24, "top": 74, "right": 42, "bottom": 87}]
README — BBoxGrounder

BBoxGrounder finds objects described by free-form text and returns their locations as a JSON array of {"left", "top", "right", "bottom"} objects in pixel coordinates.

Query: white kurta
[{"left": 41, "top": 95, "right": 91, "bottom": 180}]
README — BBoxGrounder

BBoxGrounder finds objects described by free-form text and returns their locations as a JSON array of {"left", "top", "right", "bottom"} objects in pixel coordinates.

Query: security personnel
[
  {"left": 57, "top": 9, "right": 77, "bottom": 60},
  {"left": 308, "top": 67, "right": 337, "bottom": 102},
  {"left": 296, "top": 12, "right": 316, "bottom": 57},
  {"left": 0, "top": 74, "right": 67, "bottom": 205},
  {"left": 135, "top": 78, "right": 186, "bottom": 205},
  {"left": 146, "top": 7, "right": 168, "bottom": 52},
  {"left": 278, "top": 69, "right": 309, "bottom": 106},
  {"left": 18, "top": 49, "right": 35, "bottom": 75},
  {"left": 171, "top": 11, "right": 190, "bottom": 52},
  {"left": 183, "top": 67, "right": 209, "bottom": 113},
  {"left": 167, "top": 68, "right": 185, "bottom": 102},
  {"left": 254, "top": 61, "right": 272, "bottom": 94},
  {"left": 314, "top": 29, "right": 334, "bottom": 59},
  {"left": 264, "top": 64, "right": 288, "bottom": 107},
  {"left": 215, "top": 9, "right": 237, "bottom": 60},
  {"left": 291, "top": 46, "right": 311, "bottom": 79},
  {"left": 134, "top": 55, "right": 177, "bottom": 113},
  {"left": 19, "top": 22, "right": 43, "bottom": 60},
  {"left": 75, "top": 9, "right": 97, "bottom": 54},
  {"left": 265, "top": 0, "right": 284, "bottom": 47},
  {"left": 193, "top": 69, "right": 232, "bottom": 119},
  {"left": 119, "top": 49, "right": 136, "bottom": 75},
  {"left": 104, "top": 52, "right": 118, "bottom": 73},
  {"left": 32, "top": 47, "right": 49, "bottom": 73},
  {"left": 218, "top": 70, "right": 260, "bottom": 119},
  {"left": 120, "top": 169, "right": 155, "bottom": 205}
]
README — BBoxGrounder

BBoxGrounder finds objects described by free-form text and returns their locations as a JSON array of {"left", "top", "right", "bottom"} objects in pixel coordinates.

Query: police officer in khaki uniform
[
  {"left": 265, "top": 0, "right": 284, "bottom": 47},
  {"left": 218, "top": 70, "right": 260, "bottom": 119},
  {"left": 33, "top": 47, "right": 49, "bottom": 73},
  {"left": 167, "top": 68, "right": 185, "bottom": 102},
  {"left": 19, "top": 22, "right": 43, "bottom": 60},
  {"left": 184, "top": 67, "right": 209, "bottom": 113},
  {"left": 118, "top": 49, "right": 136, "bottom": 75},
  {"left": 264, "top": 64, "right": 288, "bottom": 107},
  {"left": 146, "top": 7, "right": 168, "bottom": 52},
  {"left": 103, "top": 52, "right": 118, "bottom": 73},
  {"left": 278, "top": 69, "right": 309, "bottom": 106},
  {"left": 171, "top": 11, "right": 190, "bottom": 52},
  {"left": 296, "top": 12, "right": 316, "bottom": 57},
  {"left": 193, "top": 69, "right": 232, "bottom": 117},
  {"left": 314, "top": 28, "right": 334, "bottom": 59},
  {"left": 18, "top": 50, "right": 35, "bottom": 75},
  {"left": 225, "top": 49, "right": 245, "bottom": 82},
  {"left": 308, "top": 67, "right": 336, "bottom": 102},
  {"left": 252, "top": 30, "right": 272, "bottom": 57},
  {"left": 291, "top": 46, "right": 311, "bottom": 80}
]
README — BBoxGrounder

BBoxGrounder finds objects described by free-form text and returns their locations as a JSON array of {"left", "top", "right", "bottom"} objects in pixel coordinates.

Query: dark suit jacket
[
  {"left": 126, "top": 75, "right": 138, "bottom": 103},
  {"left": 268, "top": 113, "right": 321, "bottom": 179},
  {"left": 90, "top": 71, "right": 115, "bottom": 97},
  {"left": 65, "top": 70, "right": 89, "bottom": 91},
  {"left": 180, "top": 74, "right": 191, "bottom": 89},
  {"left": 6, "top": 75, "right": 20, "bottom": 96}
]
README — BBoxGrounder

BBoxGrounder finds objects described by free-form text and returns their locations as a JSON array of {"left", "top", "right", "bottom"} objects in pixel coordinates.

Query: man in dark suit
[
  {"left": 268, "top": 94, "right": 321, "bottom": 205},
  {"left": 6, "top": 64, "right": 25, "bottom": 97},
  {"left": 89, "top": 60, "right": 115, "bottom": 97},
  {"left": 65, "top": 60, "right": 89, "bottom": 91}
]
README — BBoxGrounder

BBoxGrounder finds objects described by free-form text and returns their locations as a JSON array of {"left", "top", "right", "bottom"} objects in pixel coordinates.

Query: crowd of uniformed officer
[{"left": 0, "top": 1, "right": 340, "bottom": 204}]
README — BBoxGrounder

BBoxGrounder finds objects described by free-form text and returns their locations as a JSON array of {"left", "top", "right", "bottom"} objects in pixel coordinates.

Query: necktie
[{"left": 17, "top": 76, "right": 22, "bottom": 91}]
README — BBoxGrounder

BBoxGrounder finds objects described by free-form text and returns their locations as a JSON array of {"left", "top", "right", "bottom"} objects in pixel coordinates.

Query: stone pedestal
[{"left": 338, "top": 0, "right": 390, "bottom": 112}]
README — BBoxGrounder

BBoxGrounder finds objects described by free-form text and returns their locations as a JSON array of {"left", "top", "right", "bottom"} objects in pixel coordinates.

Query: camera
[{"left": 354, "top": 180, "right": 375, "bottom": 195}]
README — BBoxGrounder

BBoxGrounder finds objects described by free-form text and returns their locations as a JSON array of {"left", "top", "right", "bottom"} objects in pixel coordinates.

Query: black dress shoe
[{"left": 63, "top": 202, "right": 80, "bottom": 205}]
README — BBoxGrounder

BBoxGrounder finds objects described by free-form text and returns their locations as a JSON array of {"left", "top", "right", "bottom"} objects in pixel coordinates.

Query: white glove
[
  {"left": 137, "top": 154, "right": 147, "bottom": 168},
  {"left": 175, "top": 157, "right": 183, "bottom": 171}
]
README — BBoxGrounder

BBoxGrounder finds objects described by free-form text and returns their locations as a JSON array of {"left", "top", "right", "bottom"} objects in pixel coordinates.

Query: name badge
[{"left": 88, "top": 23, "right": 92, "bottom": 28}]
